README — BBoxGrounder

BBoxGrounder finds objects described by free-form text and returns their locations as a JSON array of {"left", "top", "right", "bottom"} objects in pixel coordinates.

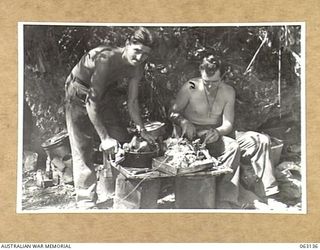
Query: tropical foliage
[{"left": 23, "top": 25, "right": 302, "bottom": 141}]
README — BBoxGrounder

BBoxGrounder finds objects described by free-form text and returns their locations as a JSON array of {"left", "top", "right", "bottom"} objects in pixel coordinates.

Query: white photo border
[{"left": 17, "top": 22, "right": 306, "bottom": 214}]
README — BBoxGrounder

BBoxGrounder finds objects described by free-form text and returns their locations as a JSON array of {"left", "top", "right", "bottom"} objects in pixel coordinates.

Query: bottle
[{"left": 45, "top": 157, "right": 53, "bottom": 180}]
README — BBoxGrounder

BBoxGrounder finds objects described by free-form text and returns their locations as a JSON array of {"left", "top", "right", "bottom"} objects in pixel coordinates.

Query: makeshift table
[{"left": 110, "top": 160, "right": 233, "bottom": 209}]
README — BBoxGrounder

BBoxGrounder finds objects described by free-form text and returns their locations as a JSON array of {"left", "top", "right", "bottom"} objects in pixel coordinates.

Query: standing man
[
  {"left": 170, "top": 55, "right": 280, "bottom": 209},
  {"left": 65, "top": 27, "right": 156, "bottom": 209}
]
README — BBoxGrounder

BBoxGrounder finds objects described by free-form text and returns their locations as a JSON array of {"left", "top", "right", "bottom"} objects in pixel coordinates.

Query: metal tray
[{"left": 152, "top": 156, "right": 215, "bottom": 176}]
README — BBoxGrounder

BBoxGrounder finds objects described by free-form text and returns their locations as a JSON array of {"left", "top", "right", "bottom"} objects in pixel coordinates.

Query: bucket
[{"left": 41, "top": 131, "right": 71, "bottom": 159}]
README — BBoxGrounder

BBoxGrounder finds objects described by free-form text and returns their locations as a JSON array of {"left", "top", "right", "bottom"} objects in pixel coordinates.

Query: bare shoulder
[
  {"left": 220, "top": 82, "right": 235, "bottom": 98},
  {"left": 220, "top": 82, "right": 235, "bottom": 94},
  {"left": 186, "top": 77, "right": 202, "bottom": 90},
  {"left": 93, "top": 46, "right": 118, "bottom": 64}
]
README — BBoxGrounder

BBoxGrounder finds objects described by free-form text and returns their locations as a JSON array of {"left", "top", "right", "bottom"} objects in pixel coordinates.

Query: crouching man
[
  {"left": 170, "top": 55, "right": 241, "bottom": 208},
  {"left": 170, "top": 55, "right": 282, "bottom": 209}
]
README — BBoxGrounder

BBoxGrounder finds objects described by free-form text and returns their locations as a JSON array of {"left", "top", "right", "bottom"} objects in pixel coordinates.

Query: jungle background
[{"left": 21, "top": 25, "right": 303, "bottom": 210}]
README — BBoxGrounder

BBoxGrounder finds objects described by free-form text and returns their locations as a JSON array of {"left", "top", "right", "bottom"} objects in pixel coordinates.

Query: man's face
[
  {"left": 125, "top": 42, "right": 151, "bottom": 66},
  {"left": 200, "top": 69, "right": 221, "bottom": 83}
]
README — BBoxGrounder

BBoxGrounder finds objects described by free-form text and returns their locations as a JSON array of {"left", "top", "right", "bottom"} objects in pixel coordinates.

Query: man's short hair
[
  {"left": 199, "top": 55, "right": 221, "bottom": 76},
  {"left": 129, "top": 27, "right": 156, "bottom": 49}
]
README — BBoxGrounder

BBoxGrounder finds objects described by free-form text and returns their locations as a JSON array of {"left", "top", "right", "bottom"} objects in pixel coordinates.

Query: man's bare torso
[{"left": 183, "top": 77, "right": 233, "bottom": 127}]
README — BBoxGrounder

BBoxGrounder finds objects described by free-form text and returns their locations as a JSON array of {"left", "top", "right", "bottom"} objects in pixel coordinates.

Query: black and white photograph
[{"left": 18, "top": 23, "right": 305, "bottom": 213}]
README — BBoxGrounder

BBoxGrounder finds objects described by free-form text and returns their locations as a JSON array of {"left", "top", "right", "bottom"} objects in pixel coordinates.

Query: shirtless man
[
  {"left": 170, "top": 55, "right": 280, "bottom": 208},
  {"left": 170, "top": 55, "right": 241, "bottom": 208},
  {"left": 65, "top": 27, "right": 156, "bottom": 209}
]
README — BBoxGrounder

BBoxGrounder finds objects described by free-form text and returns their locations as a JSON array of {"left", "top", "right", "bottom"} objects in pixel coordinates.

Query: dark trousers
[{"left": 65, "top": 78, "right": 130, "bottom": 208}]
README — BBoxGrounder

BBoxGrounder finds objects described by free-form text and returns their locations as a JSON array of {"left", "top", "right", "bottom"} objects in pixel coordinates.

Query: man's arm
[
  {"left": 127, "top": 68, "right": 144, "bottom": 130},
  {"left": 127, "top": 67, "right": 156, "bottom": 144},
  {"left": 215, "top": 86, "right": 235, "bottom": 136},
  {"left": 86, "top": 58, "right": 115, "bottom": 148},
  {"left": 170, "top": 82, "right": 197, "bottom": 139},
  {"left": 170, "top": 82, "right": 191, "bottom": 122}
]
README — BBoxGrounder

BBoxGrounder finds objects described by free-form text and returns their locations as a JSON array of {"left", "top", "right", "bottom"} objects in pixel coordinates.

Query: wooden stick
[
  {"left": 278, "top": 45, "right": 282, "bottom": 118},
  {"left": 244, "top": 35, "right": 268, "bottom": 75}
]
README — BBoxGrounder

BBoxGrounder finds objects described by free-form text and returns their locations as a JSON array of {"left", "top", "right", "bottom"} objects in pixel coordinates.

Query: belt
[
  {"left": 70, "top": 73, "right": 90, "bottom": 89},
  {"left": 66, "top": 73, "right": 90, "bottom": 103}
]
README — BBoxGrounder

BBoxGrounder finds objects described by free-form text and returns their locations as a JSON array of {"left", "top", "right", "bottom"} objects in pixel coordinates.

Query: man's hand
[
  {"left": 204, "top": 129, "right": 220, "bottom": 144},
  {"left": 180, "top": 119, "right": 196, "bottom": 140},
  {"left": 140, "top": 130, "right": 156, "bottom": 145},
  {"left": 99, "top": 138, "right": 119, "bottom": 160}
]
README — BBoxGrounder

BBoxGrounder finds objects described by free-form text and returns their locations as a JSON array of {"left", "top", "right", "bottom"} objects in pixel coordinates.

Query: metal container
[
  {"left": 121, "top": 149, "right": 159, "bottom": 169},
  {"left": 41, "top": 131, "right": 71, "bottom": 159},
  {"left": 144, "top": 122, "right": 166, "bottom": 139},
  {"left": 127, "top": 121, "right": 166, "bottom": 139},
  {"left": 175, "top": 175, "right": 216, "bottom": 209},
  {"left": 113, "top": 173, "right": 161, "bottom": 209}
]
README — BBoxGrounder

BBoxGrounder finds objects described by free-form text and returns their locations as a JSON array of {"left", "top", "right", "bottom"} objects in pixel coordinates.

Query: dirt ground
[{"left": 21, "top": 159, "right": 302, "bottom": 212}]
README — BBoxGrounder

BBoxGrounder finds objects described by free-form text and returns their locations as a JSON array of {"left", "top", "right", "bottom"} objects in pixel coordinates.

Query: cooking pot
[
  {"left": 41, "top": 130, "right": 71, "bottom": 159},
  {"left": 144, "top": 122, "right": 166, "bottom": 139},
  {"left": 121, "top": 149, "right": 159, "bottom": 169}
]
